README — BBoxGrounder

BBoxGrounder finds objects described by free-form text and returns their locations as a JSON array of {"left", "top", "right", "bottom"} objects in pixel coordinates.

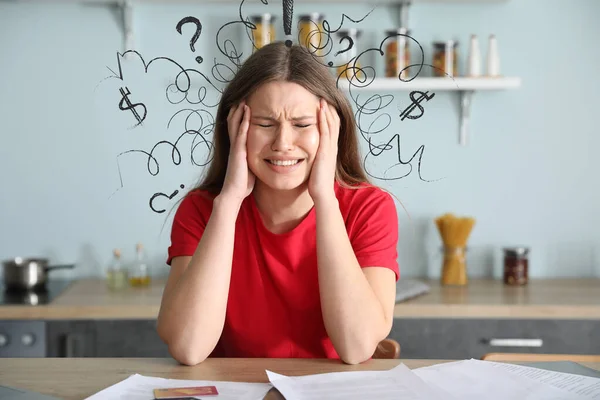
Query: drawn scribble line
[{"left": 103, "top": 0, "right": 459, "bottom": 213}]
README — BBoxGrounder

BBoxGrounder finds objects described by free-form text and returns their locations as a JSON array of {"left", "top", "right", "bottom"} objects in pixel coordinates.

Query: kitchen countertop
[
  {"left": 1, "top": 357, "right": 599, "bottom": 400},
  {"left": 1, "top": 277, "right": 599, "bottom": 320}
]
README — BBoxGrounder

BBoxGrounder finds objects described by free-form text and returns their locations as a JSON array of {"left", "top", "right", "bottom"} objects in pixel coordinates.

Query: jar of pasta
[
  {"left": 298, "top": 13, "right": 325, "bottom": 56},
  {"left": 432, "top": 40, "right": 458, "bottom": 77},
  {"left": 385, "top": 28, "right": 411, "bottom": 79},
  {"left": 250, "top": 14, "right": 275, "bottom": 50},
  {"left": 335, "top": 29, "right": 364, "bottom": 80}
]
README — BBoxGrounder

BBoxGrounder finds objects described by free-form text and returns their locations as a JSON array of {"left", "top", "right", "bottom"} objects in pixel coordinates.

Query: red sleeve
[
  {"left": 166, "top": 191, "right": 214, "bottom": 265},
  {"left": 349, "top": 188, "right": 400, "bottom": 281}
]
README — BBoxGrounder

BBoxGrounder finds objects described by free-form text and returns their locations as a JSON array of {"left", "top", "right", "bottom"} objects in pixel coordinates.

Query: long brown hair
[{"left": 191, "top": 41, "right": 373, "bottom": 195}]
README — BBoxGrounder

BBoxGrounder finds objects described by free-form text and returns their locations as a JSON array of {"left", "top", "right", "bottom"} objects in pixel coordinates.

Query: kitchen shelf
[
  {"left": 340, "top": 76, "right": 522, "bottom": 146},
  {"left": 343, "top": 76, "right": 521, "bottom": 91}
]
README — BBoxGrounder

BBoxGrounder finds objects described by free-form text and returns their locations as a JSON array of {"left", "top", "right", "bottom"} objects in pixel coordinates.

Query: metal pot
[{"left": 2, "top": 257, "right": 75, "bottom": 291}]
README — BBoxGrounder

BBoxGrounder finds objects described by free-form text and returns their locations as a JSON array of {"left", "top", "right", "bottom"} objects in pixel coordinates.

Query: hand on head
[
  {"left": 221, "top": 101, "right": 256, "bottom": 203},
  {"left": 308, "top": 98, "right": 340, "bottom": 204}
]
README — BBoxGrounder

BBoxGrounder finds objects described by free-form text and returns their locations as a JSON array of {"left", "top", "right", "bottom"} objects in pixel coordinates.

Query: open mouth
[{"left": 265, "top": 159, "right": 303, "bottom": 166}]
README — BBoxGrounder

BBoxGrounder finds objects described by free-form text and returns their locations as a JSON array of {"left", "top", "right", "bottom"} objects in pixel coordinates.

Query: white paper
[
  {"left": 487, "top": 360, "right": 600, "bottom": 399},
  {"left": 83, "top": 373, "right": 272, "bottom": 400},
  {"left": 266, "top": 363, "right": 457, "bottom": 400},
  {"left": 414, "top": 359, "right": 599, "bottom": 400}
]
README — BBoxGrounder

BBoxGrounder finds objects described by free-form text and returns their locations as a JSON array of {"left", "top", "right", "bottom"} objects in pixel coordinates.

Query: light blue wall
[{"left": 1, "top": 0, "right": 599, "bottom": 281}]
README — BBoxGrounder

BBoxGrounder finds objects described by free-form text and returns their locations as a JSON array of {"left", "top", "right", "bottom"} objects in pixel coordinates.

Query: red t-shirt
[{"left": 167, "top": 181, "right": 399, "bottom": 359}]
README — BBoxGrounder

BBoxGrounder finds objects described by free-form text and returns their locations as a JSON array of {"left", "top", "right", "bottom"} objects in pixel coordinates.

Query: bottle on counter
[
  {"left": 106, "top": 248, "right": 128, "bottom": 291},
  {"left": 129, "top": 242, "right": 151, "bottom": 287}
]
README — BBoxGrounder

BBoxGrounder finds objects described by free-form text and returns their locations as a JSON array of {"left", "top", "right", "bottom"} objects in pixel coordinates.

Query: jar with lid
[
  {"left": 503, "top": 247, "right": 529, "bottom": 286},
  {"left": 298, "top": 13, "right": 325, "bottom": 56},
  {"left": 106, "top": 248, "right": 127, "bottom": 291},
  {"left": 432, "top": 40, "right": 458, "bottom": 77},
  {"left": 335, "top": 29, "right": 363, "bottom": 80},
  {"left": 385, "top": 28, "right": 411, "bottom": 80},
  {"left": 129, "top": 243, "right": 151, "bottom": 287},
  {"left": 250, "top": 14, "right": 275, "bottom": 51}
]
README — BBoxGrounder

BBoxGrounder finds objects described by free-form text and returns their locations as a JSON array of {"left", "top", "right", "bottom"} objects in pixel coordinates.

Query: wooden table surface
[
  {"left": 1, "top": 277, "right": 599, "bottom": 319},
  {"left": 2, "top": 358, "right": 599, "bottom": 400}
]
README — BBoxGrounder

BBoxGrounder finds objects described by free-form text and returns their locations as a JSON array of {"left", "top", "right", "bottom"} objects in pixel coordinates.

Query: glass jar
[
  {"left": 432, "top": 40, "right": 458, "bottom": 77},
  {"left": 298, "top": 13, "right": 325, "bottom": 56},
  {"left": 385, "top": 28, "right": 411, "bottom": 79},
  {"left": 250, "top": 14, "right": 275, "bottom": 50},
  {"left": 441, "top": 246, "right": 468, "bottom": 286},
  {"left": 335, "top": 29, "right": 364, "bottom": 80},
  {"left": 129, "top": 243, "right": 151, "bottom": 287},
  {"left": 106, "top": 248, "right": 127, "bottom": 291},
  {"left": 503, "top": 247, "right": 529, "bottom": 286}
]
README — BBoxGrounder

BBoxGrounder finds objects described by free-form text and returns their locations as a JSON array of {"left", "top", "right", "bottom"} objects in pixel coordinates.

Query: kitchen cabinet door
[
  {"left": 94, "top": 319, "right": 170, "bottom": 357},
  {"left": 390, "top": 318, "right": 600, "bottom": 359},
  {"left": 46, "top": 320, "right": 97, "bottom": 357}
]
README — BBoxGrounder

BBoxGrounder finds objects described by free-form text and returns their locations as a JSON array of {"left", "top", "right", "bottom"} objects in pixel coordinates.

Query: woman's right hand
[{"left": 220, "top": 101, "right": 256, "bottom": 204}]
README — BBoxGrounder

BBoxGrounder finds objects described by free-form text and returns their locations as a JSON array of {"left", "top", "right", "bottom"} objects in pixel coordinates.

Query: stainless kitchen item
[
  {"left": 0, "top": 279, "right": 73, "bottom": 305},
  {"left": 2, "top": 258, "right": 74, "bottom": 290}
]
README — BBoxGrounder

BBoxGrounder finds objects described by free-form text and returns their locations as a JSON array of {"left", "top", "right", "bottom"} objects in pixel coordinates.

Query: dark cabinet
[
  {"left": 389, "top": 318, "right": 600, "bottom": 359},
  {"left": 45, "top": 317, "right": 600, "bottom": 359},
  {"left": 94, "top": 320, "right": 170, "bottom": 357},
  {"left": 46, "top": 319, "right": 169, "bottom": 358},
  {"left": 46, "top": 320, "right": 97, "bottom": 357}
]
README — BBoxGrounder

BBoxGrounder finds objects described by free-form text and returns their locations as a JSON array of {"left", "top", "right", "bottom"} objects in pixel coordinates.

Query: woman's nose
[{"left": 271, "top": 124, "right": 295, "bottom": 151}]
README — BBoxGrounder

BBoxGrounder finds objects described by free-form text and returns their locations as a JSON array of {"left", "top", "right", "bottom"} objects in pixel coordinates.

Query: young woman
[{"left": 157, "top": 41, "right": 399, "bottom": 366}]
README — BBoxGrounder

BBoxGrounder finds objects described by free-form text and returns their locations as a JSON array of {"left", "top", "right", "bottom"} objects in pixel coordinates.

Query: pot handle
[{"left": 45, "top": 264, "right": 75, "bottom": 271}]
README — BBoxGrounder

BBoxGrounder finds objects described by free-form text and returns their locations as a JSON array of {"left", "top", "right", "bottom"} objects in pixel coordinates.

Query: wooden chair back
[
  {"left": 373, "top": 338, "right": 401, "bottom": 359},
  {"left": 482, "top": 353, "right": 600, "bottom": 362}
]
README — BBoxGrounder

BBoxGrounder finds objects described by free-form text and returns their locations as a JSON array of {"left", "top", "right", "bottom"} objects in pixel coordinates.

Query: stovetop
[{"left": 0, "top": 280, "right": 74, "bottom": 306}]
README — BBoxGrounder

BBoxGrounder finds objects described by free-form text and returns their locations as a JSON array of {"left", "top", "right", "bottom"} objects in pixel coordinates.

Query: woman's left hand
[{"left": 308, "top": 98, "right": 340, "bottom": 205}]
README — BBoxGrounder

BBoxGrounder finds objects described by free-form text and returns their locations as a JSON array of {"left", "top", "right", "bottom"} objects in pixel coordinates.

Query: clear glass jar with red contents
[{"left": 503, "top": 247, "right": 530, "bottom": 286}]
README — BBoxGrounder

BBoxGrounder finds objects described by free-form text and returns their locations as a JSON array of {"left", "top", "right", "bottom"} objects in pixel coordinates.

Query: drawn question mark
[
  {"left": 176, "top": 16, "right": 203, "bottom": 64},
  {"left": 334, "top": 35, "right": 354, "bottom": 57},
  {"left": 149, "top": 184, "right": 185, "bottom": 214}
]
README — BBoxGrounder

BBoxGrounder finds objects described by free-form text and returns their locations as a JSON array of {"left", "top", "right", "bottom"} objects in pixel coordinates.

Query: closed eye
[
  {"left": 296, "top": 124, "right": 311, "bottom": 128},
  {"left": 257, "top": 124, "right": 273, "bottom": 128}
]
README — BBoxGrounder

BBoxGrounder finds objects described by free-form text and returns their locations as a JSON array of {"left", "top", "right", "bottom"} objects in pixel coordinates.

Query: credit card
[{"left": 153, "top": 386, "right": 219, "bottom": 399}]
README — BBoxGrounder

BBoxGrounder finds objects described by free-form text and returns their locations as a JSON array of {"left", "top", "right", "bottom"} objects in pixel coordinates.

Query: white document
[
  {"left": 414, "top": 359, "right": 600, "bottom": 400},
  {"left": 266, "top": 363, "right": 457, "bottom": 400},
  {"left": 83, "top": 373, "right": 272, "bottom": 400},
  {"left": 487, "top": 360, "right": 600, "bottom": 399}
]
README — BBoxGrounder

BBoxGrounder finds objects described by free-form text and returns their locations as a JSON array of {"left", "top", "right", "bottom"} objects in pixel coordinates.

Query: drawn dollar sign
[
  {"left": 399, "top": 90, "right": 436, "bottom": 121},
  {"left": 118, "top": 87, "right": 147, "bottom": 127}
]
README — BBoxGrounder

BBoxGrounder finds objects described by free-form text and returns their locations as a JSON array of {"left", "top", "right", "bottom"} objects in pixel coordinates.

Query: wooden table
[
  {"left": 1, "top": 358, "right": 600, "bottom": 400},
  {"left": 2, "top": 278, "right": 599, "bottom": 320}
]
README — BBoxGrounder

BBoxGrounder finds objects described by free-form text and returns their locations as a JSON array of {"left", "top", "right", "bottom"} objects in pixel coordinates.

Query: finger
[
  {"left": 319, "top": 99, "right": 329, "bottom": 139},
  {"left": 324, "top": 102, "right": 340, "bottom": 145},
  {"left": 237, "top": 105, "right": 251, "bottom": 150},
  {"left": 228, "top": 101, "right": 246, "bottom": 143}
]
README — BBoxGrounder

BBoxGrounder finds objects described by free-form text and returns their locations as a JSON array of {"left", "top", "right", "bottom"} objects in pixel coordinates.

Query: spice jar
[
  {"left": 503, "top": 247, "right": 529, "bottom": 286},
  {"left": 432, "top": 40, "right": 458, "bottom": 77},
  {"left": 299, "top": 13, "right": 325, "bottom": 56},
  {"left": 250, "top": 14, "right": 275, "bottom": 50},
  {"left": 335, "top": 29, "right": 364, "bottom": 80},
  {"left": 385, "top": 28, "right": 411, "bottom": 80}
]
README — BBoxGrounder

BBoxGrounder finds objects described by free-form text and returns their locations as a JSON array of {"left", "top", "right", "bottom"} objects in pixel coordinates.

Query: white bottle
[
  {"left": 486, "top": 34, "right": 501, "bottom": 77},
  {"left": 467, "top": 34, "right": 481, "bottom": 77}
]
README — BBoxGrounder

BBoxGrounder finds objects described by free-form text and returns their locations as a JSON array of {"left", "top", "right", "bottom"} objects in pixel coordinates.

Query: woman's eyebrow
[{"left": 252, "top": 115, "right": 315, "bottom": 121}]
